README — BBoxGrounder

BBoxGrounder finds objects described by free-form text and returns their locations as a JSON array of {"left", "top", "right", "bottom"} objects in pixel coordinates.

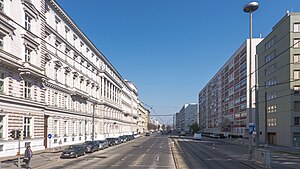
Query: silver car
[{"left": 98, "top": 139, "right": 109, "bottom": 149}]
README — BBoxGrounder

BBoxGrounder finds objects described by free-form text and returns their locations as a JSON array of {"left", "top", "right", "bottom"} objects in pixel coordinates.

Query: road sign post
[{"left": 48, "top": 134, "right": 52, "bottom": 150}]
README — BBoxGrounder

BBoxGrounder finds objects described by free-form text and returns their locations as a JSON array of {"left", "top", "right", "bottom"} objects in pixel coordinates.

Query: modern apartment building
[
  {"left": 0, "top": 0, "right": 141, "bottom": 157},
  {"left": 199, "top": 38, "right": 263, "bottom": 137},
  {"left": 257, "top": 12, "right": 300, "bottom": 147},
  {"left": 177, "top": 103, "right": 198, "bottom": 133}
]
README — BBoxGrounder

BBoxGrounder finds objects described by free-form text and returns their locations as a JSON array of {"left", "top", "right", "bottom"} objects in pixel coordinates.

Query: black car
[
  {"left": 84, "top": 141, "right": 99, "bottom": 153},
  {"left": 60, "top": 145, "right": 86, "bottom": 158},
  {"left": 119, "top": 136, "right": 126, "bottom": 143},
  {"left": 106, "top": 138, "right": 116, "bottom": 146}
]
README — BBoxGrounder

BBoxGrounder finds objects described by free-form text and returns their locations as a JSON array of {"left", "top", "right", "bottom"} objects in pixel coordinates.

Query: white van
[{"left": 193, "top": 132, "right": 202, "bottom": 140}]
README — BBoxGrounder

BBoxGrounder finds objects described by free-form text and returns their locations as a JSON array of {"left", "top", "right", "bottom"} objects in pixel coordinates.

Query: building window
[
  {"left": 0, "top": 115, "right": 4, "bottom": 139},
  {"left": 0, "top": 72, "right": 5, "bottom": 93},
  {"left": 25, "top": 47, "right": 31, "bottom": 63},
  {"left": 267, "top": 92, "right": 277, "bottom": 101},
  {"left": 294, "top": 23, "right": 300, "bottom": 32},
  {"left": 265, "top": 51, "right": 276, "bottom": 63},
  {"left": 265, "top": 64, "right": 277, "bottom": 75},
  {"left": 64, "top": 95, "right": 67, "bottom": 109},
  {"left": 23, "top": 117, "right": 31, "bottom": 138},
  {"left": 25, "top": 14, "right": 31, "bottom": 31},
  {"left": 294, "top": 101, "right": 300, "bottom": 111},
  {"left": 268, "top": 118, "right": 277, "bottom": 127},
  {"left": 267, "top": 105, "right": 277, "bottom": 113},
  {"left": 265, "top": 37, "right": 275, "bottom": 50},
  {"left": 294, "top": 85, "right": 300, "bottom": 94},
  {"left": 294, "top": 70, "right": 300, "bottom": 79},
  {"left": 0, "top": 0, "right": 4, "bottom": 12},
  {"left": 63, "top": 121, "right": 67, "bottom": 136},
  {"left": 55, "top": 17, "right": 60, "bottom": 32},
  {"left": 79, "top": 122, "right": 82, "bottom": 135},
  {"left": 54, "top": 68, "right": 58, "bottom": 81},
  {"left": 72, "top": 121, "right": 75, "bottom": 135},
  {"left": 294, "top": 55, "right": 300, "bottom": 63},
  {"left": 0, "top": 34, "right": 3, "bottom": 50},
  {"left": 65, "top": 26, "right": 69, "bottom": 39},
  {"left": 294, "top": 38, "right": 300, "bottom": 48},
  {"left": 24, "top": 81, "right": 31, "bottom": 98},
  {"left": 73, "top": 34, "right": 77, "bottom": 46},
  {"left": 53, "top": 120, "right": 58, "bottom": 137},
  {"left": 295, "top": 117, "right": 300, "bottom": 125},
  {"left": 265, "top": 78, "right": 277, "bottom": 88}
]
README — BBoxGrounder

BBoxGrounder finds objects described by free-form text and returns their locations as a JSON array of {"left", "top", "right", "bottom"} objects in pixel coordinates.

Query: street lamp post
[{"left": 243, "top": 1, "right": 259, "bottom": 160}]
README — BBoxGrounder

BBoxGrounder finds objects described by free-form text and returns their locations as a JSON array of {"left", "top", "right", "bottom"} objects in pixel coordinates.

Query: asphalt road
[
  {"left": 173, "top": 136, "right": 300, "bottom": 169},
  {"left": 36, "top": 134, "right": 175, "bottom": 169}
]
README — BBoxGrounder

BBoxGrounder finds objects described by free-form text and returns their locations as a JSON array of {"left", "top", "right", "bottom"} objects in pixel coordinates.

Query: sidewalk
[
  {"left": 0, "top": 146, "right": 66, "bottom": 165},
  {"left": 223, "top": 138, "right": 300, "bottom": 155}
]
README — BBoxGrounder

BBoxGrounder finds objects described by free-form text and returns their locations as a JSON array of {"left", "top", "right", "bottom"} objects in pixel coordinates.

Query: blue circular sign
[{"left": 47, "top": 134, "right": 52, "bottom": 139}]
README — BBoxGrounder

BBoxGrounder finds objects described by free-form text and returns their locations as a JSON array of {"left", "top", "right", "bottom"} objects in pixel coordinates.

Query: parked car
[
  {"left": 106, "top": 138, "right": 116, "bottom": 146},
  {"left": 84, "top": 141, "right": 99, "bottom": 153},
  {"left": 60, "top": 145, "right": 86, "bottom": 158},
  {"left": 114, "top": 137, "right": 122, "bottom": 145},
  {"left": 145, "top": 131, "right": 150, "bottom": 136},
  {"left": 119, "top": 136, "right": 126, "bottom": 143},
  {"left": 97, "top": 139, "right": 109, "bottom": 150}
]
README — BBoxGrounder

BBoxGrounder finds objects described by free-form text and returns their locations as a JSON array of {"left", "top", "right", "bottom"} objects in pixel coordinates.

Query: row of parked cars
[{"left": 60, "top": 135, "right": 135, "bottom": 158}]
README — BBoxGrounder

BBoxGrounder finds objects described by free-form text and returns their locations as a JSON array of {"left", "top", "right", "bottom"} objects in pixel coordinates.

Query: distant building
[
  {"left": 198, "top": 38, "right": 263, "bottom": 136},
  {"left": 178, "top": 103, "right": 198, "bottom": 133},
  {"left": 257, "top": 12, "right": 300, "bottom": 147},
  {"left": 137, "top": 102, "right": 150, "bottom": 134}
]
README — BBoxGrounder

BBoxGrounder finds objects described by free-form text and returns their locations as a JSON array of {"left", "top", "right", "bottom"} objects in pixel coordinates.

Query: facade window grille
[
  {"left": 265, "top": 78, "right": 277, "bottom": 88},
  {"left": 25, "top": 14, "right": 31, "bottom": 31}
]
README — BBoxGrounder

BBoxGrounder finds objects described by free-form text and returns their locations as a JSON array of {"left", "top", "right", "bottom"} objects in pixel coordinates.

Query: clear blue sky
[{"left": 57, "top": 0, "right": 300, "bottom": 124}]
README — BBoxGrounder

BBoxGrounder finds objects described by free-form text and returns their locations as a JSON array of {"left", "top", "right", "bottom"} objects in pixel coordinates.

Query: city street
[
  {"left": 1, "top": 133, "right": 300, "bottom": 169},
  {"left": 1, "top": 134, "right": 175, "bottom": 169}
]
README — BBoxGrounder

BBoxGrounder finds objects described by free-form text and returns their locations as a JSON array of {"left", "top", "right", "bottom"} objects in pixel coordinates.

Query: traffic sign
[
  {"left": 47, "top": 134, "right": 52, "bottom": 139},
  {"left": 249, "top": 123, "right": 255, "bottom": 135}
]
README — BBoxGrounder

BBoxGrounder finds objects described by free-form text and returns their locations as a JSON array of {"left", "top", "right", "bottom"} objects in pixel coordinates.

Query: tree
[{"left": 189, "top": 122, "right": 200, "bottom": 134}]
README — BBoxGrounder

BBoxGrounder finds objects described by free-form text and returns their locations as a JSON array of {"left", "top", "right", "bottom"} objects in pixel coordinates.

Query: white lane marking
[
  {"left": 155, "top": 156, "right": 160, "bottom": 162},
  {"left": 146, "top": 149, "right": 150, "bottom": 152},
  {"left": 121, "top": 156, "right": 127, "bottom": 161}
]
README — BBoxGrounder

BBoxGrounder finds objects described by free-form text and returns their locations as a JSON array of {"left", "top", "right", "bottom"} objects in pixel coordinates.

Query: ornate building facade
[{"left": 0, "top": 0, "right": 143, "bottom": 157}]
